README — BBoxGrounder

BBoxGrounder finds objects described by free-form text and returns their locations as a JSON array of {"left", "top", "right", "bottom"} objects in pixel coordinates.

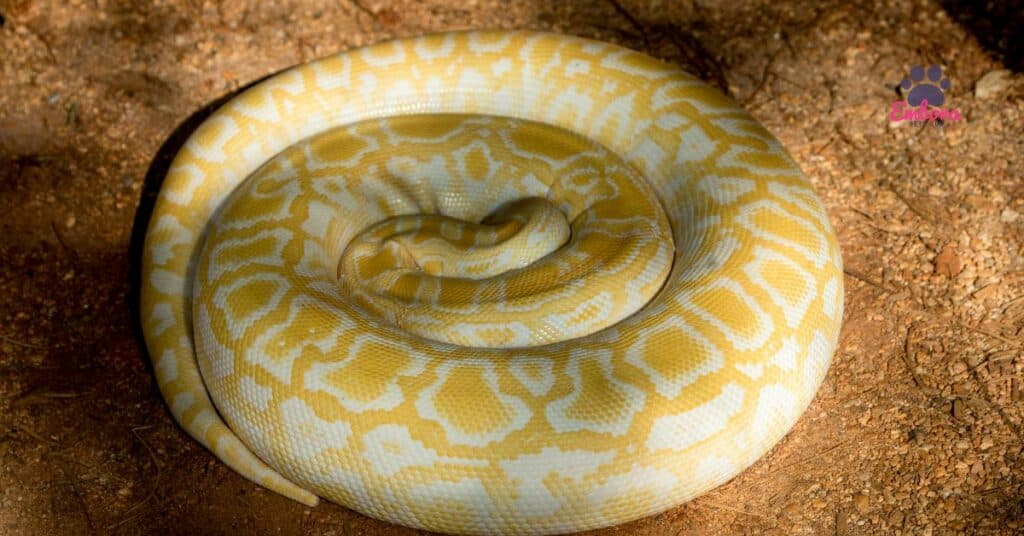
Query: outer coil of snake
[{"left": 140, "top": 30, "right": 843, "bottom": 535}]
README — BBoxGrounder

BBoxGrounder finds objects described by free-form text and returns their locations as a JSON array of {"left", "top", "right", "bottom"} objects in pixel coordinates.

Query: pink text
[{"left": 889, "top": 99, "right": 962, "bottom": 123}]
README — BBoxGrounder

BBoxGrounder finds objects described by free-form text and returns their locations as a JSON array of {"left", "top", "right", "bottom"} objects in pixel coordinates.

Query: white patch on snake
[
  {"left": 679, "top": 224, "right": 735, "bottom": 281},
  {"left": 697, "top": 175, "right": 755, "bottom": 205},
  {"left": 743, "top": 245, "right": 817, "bottom": 329},
  {"left": 150, "top": 268, "right": 183, "bottom": 295},
  {"left": 205, "top": 228, "right": 292, "bottom": 283},
  {"left": 280, "top": 397, "right": 352, "bottom": 462},
  {"left": 162, "top": 163, "right": 207, "bottom": 206},
  {"left": 466, "top": 32, "right": 514, "bottom": 54},
  {"left": 170, "top": 392, "right": 194, "bottom": 419},
  {"left": 310, "top": 180, "right": 365, "bottom": 220},
  {"left": 498, "top": 447, "right": 615, "bottom": 518},
  {"left": 509, "top": 357, "right": 556, "bottom": 396},
  {"left": 310, "top": 467, "right": 382, "bottom": 520},
  {"left": 581, "top": 39, "right": 612, "bottom": 55},
  {"left": 654, "top": 113, "right": 687, "bottom": 130},
  {"left": 187, "top": 115, "right": 239, "bottom": 164},
  {"left": 265, "top": 67, "right": 307, "bottom": 96},
  {"left": 147, "top": 302, "right": 175, "bottom": 336},
  {"left": 693, "top": 456, "right": 738, "bottom": 489},
  {"left": 234, "top": 93, "right": 282, "bottom": 123},
  {"left": 444, "top": 321, "right": 532, "bottom": 347},
  {"left": 239, "top": 375, "right": 273, "bottom": 412},
  {"left": 301, "top": 201, "right": 335, "bottom": 239},
  {"left": 360, "top": 39, "right": 406, "bottom": 67},
  {"left": 190, "top": 408, "right": 219, "bottom": 438},
  {"left": 767, "top": 180, "right": 834, "bottom": 234},
  {"left": 546, "top": 350, "right": 646, "bottom": 436},
  {"left": 769, "top": 336, "right": 799, "bottom": 371},
  {"left": 716, "top": 145, "right": 801, "bottom": 177},
  {"left": 714, "top": 117, "right": 774, "bottom": 147},
  {"left": 357, "top": 72, "right": 378, "bottom": 100},
  {"left": 569, "top": 59, "right": 593, "bottom": 76},
  {"left": 734, "top": 200, "right": 830, "bottom": 268},
  {"left": 148, "top": 215, "right": 192, "bottom": 265},
  {"left": 674, "top": 124, "right": 717, "bottom": 164},
  {"left": 385, "top": 79, "right": 415, "bottom": 102},
  {"left": 406, "top": 477, "right": 497, "bottom": 531},
  {"left": 155, "top": 349, "right": 178, "bottom": 383},
  {"left": 544, "top": 291, "right": 614, "bottom": 341},
  {"left": 295, "top": 240, "right": 337, "bottom": 296},
  {"left": 423, "top": 76, "right": 445, "bottom": 108},
  {"left": 195, "top": 304, "right": 234, "bottom": 380},
  {"left": 747, "top": 384, "right": 798, "bottom": 447},
  {"left": 734, "top": 362, "right": 763, "bottom": 380},
  {"left": 624, "top": 137, "right": 667, "bottom": 180},
  {"left": 453, "top": 69, "right": 487, "bottom": 108},
  {"left": 585, "top": 464, "right": 678, "bottom": 515},
  {"left": 361, "top": 424, "right": 486, "bottom": 478},
  {"left": 310, "top": 54, "right": 351, "bottom": 90},
  {"left": 650, "top": 78, "right": 727, "bottom": 113},
  {"left": 622, "top": 238, "right": 672, "bottom": 305},
  {"left": 645, "top": 383, "right": 744, "bottom": 452},
  {"left": 545, "top": 88, "right": 594, "bottom": 132},
  {"left": 822, "top": 276, "right": 841, "bottom": 321},
  {"left": 413, "top": 33, "right": 455, "bottom": 60},
  {"left": 804, "top": 330, "right": 834, "bottom": 393},
  {"left": 381, "top": 155, "right": 445, "bottom": 212},
  {"left": 588, "top": 92, "right": 636, "bottom": 149},
  {"left": 599, "top": 50, "right": 672, "bottom": 79}
]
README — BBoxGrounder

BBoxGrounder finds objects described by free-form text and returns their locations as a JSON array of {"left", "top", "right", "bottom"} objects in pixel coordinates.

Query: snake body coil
[{"left": 141, "top": 31, "right": 843, "bottom": 535}]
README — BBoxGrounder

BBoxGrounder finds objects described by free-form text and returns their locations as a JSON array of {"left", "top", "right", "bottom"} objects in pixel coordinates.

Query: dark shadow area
[
  {"left": 585, "top": 0, "right": 729, "bottom": 92},
  {"left": 127, "top": 74, "right": 276, "bottom": 357},
  {"left": 941, "top": 0, "right": 1024, "bottom": 72}
]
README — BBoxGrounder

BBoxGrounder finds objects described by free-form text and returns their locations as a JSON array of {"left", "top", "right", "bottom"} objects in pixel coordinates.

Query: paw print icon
[{"left": 900, "top": 65, "right": 951, "bottom": 107}]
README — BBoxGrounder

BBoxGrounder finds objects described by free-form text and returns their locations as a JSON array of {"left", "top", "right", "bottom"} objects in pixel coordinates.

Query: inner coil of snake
[{"left": 141, "top": 30, "right": 843, "bottom": 535}]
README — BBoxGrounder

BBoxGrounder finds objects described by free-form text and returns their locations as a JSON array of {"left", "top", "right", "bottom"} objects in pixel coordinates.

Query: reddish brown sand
[{"left": 1, "top": 1, "right": 1022, "bottom": 534}]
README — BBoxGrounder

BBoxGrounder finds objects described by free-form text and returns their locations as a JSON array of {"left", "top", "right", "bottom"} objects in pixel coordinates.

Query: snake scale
[{"left": 140, "top": 30, "right": 843, "bottom": 534}]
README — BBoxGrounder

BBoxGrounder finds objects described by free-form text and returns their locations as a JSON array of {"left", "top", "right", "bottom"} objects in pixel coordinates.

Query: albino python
[{"left": 141, "top": 30, "right": 843, "bottom": 534}]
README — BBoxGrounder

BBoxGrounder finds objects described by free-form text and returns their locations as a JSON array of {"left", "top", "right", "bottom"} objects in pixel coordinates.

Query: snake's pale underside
[{"left": 140, "top": 30, "right": 843, "bottom": 535}]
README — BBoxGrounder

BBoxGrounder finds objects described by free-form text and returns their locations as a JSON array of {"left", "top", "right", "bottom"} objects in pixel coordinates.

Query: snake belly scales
[{"left": 140, "top": 30, "right": 843, "bottom": 535}]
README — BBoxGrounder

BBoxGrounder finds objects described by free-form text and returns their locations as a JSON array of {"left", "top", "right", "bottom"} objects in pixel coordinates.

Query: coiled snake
[{"left": 140, "top": 30, "right": 843, "bottom": 535}]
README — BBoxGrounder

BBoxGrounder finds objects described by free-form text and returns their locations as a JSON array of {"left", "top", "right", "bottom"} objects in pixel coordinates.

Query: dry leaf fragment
[{"left": 934, "top": 244, "right": 961, "bottom": 277}]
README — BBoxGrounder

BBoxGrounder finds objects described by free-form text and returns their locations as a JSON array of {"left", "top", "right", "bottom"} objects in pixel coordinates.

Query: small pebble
[
  {"left": 853, "top": 492, "right": 869, "bottom": 513},
  {"left": 975, "top": 69, "right": 1013, "bottom": 100},
  {"left": 934, "top": 244, "right": 962, "bottom": 277}
]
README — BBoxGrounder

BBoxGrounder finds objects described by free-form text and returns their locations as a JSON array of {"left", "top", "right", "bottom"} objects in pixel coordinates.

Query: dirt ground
[{"left": 1, "top": 0, "right": 1022, "bottom": 534}]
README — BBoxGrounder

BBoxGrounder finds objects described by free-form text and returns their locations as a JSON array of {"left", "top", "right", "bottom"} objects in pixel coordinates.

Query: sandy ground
[{"left": 1, "top": 0, "right": 1022, "bottom": 534}]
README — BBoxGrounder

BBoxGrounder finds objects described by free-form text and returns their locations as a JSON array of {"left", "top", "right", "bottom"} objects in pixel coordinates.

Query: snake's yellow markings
[{"left": 141, "top": 31, "right": 842, "bottom": 534}]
